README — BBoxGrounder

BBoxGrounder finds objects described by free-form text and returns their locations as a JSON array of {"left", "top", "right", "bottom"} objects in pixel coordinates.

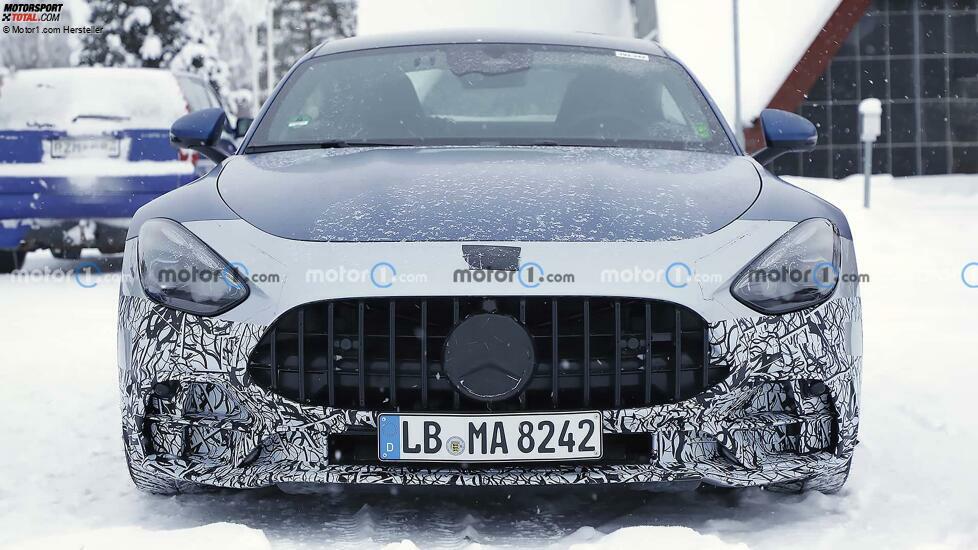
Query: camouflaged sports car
[{"left": 118, "top": 29, "right": 862, "bottom": 495}]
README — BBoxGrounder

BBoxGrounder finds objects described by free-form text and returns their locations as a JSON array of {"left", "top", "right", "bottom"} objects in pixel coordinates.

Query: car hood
[{"left": 217, "top": 146, "right": 761, "bottom": 242}]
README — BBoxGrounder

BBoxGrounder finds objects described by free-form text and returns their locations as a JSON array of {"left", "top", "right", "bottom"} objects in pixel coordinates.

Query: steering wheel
[{"left": 561, "top": 111, "right": 647, "bottom": 140}]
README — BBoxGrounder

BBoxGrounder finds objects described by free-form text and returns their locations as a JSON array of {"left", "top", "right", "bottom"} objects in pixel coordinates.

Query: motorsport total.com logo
[{"left": 1, "top": 3, "right": 63, "bottom": 22}]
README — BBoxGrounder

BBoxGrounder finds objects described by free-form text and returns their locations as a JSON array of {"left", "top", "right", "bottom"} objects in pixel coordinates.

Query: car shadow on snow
[{"left": 131, "top": 484, "right": 845, "bottom": 547}]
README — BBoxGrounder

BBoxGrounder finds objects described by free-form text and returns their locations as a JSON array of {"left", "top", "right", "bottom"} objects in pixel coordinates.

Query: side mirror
[
  {"left": 234, "top": 117, "right": 253, "bottom": 139},
  {"left": 751, "top": 109, "right": 817, "bottom": 166},
  {"left": 170, "top": 108, "right": 228, "bottom": 163}
]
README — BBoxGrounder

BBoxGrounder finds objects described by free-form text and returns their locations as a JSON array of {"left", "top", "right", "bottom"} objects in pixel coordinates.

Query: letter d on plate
[{"left": 379, "top": 414, "right": 400, "bottom": 460}]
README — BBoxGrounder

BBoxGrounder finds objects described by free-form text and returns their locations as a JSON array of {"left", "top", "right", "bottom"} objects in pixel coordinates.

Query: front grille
[{"left": 246, "top": 297, "right": 727, "bottom": 412}]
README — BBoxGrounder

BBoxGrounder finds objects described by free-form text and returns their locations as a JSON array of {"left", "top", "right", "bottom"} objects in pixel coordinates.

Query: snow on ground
[
  {"left": 15, "top": 523, "right": 271, "bottom": 550},
  {"left": 1, "top": 174, "right": 977, "bottom": 549}
]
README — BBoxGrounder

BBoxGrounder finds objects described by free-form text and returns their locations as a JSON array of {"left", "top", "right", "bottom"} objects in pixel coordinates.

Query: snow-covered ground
[{"left": 1, "top": 174, "right": 977, "bottom": 549}]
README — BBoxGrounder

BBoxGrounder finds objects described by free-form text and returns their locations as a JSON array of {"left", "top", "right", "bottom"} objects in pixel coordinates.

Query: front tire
[
  {"left": 0, "top": 250, "right": 26, "bottom": 274},
  {"left": 51, "top": 247, "right": 82, "bottom": 260}
]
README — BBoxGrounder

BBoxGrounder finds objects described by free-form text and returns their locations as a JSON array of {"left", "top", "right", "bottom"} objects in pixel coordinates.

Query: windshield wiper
[
  {"left": 245, "top": 141, "right": 412, "bottom": 154},
  {"left": 507, "top": 140, "right": 619, "bottom": 148},
  {"left": 72, "top": 114, "right": 130, "bottom": 122}
]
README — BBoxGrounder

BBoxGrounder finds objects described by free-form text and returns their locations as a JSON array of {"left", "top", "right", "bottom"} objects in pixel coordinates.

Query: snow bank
[
  {"left": 11, "top": 523, "right": 270, "bottom": 550},
  {"left": 563, "top": 526, "right": 749, "bottom": 550}
]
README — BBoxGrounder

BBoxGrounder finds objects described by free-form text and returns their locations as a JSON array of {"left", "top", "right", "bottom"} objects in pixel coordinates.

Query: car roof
[
  {"left": 10, "top": 67, "right": 171, "bottom": 77},
  {"left": 6, "top": 66, "right": 207, "bottom": 82},
  {"left": 313, "top": 28, "right": 669, "bottom": 58},
  {"left": 0, "top": 67, "right": 189, "bottom": 130}
]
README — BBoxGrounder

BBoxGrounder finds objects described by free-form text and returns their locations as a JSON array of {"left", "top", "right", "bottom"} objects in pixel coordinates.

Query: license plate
[
  {"left": 50, "top": 137, "right": 120, "bottom": 158},
  {"left": 378, "top": 411, "right": 602, "bottom": 462}
]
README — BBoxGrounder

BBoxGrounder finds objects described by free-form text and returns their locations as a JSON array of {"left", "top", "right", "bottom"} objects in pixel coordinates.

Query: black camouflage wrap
[{"left": 119, "top": 295, "right": 861, "bottom": 492}]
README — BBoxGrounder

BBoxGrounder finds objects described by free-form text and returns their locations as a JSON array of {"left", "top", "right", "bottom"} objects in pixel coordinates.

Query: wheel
[
  {"left": 0, "top": 249, "right": 26, "bottom": 274},
  {"left": 51, "top": 247, "right": 82, "bottom": 260},
  {"left": 123, "top": 435, "right": 214, "bottom": 495}
]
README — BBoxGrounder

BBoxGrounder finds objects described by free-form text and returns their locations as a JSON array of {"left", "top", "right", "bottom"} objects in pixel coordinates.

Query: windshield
[{"left": 248, "top": 43, "right": 734, "bottom": 154}]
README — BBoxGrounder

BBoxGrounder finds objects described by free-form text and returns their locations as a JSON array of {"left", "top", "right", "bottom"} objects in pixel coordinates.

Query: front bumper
[
  {"left": 0, "top": 173, "right": 196, "bottom": 248},
  {"left": 118, "top": 293, "right": 861, "bottom": 491}
]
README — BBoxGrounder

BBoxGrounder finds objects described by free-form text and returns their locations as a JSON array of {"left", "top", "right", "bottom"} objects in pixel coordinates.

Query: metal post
[
  {"left": 250, "top": 21, "right": 260, "bottom": 115},
  {"left": 858, "top": 98, "right": 882, "bottom": 209},
  {"left": 732, "top": 0, "right": 743, "bottom": 147},
  {"left": 266, "top": 0, "right": 275, "bottom": 100},
  {"left": 863, "top": 140, "right": 872, "bottom": 209}
]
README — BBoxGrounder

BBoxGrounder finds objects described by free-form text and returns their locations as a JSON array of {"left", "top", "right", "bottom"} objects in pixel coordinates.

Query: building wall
[{"left": 774, "top": 0, "right": 978, "bottom": 178}]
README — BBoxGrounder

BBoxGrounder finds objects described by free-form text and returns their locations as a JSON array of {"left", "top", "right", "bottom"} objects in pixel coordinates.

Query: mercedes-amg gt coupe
[{"left": 118, "top": 30, "right": 862, "bottom": 495}]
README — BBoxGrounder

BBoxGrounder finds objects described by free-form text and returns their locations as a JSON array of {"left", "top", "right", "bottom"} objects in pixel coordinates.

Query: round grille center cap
[{"left": 444, "top": 313, "right": 536, "bottom": 402}]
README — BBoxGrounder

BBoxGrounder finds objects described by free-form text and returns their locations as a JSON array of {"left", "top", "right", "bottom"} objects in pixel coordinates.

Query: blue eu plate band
[{"left": 379, "top": 414, "right": 401, "bottom": 460}]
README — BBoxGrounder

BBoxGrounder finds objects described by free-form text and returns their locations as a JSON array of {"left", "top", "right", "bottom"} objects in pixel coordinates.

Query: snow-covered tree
[
  {"left": 0, "top": 33, "right": 74, "bottom": 72},
  {"left": 79, "top": 0, "right": 186, "bottom": 68},
  {"left": 271, "top": 0, "right": 356, "bottom": 77},
  {"left": 198, "top": 0, "right": 267, "bottom": 115},
  {"left": 0, "top": 2, "right": 79, "bottom": 70},
  {"left": 79, "top": 0, "right": 232, "bottom": 99},
  {"left": 75, "top": 0, "right": 357, "bottom": 112},
  {"left": 168, "top": 11, "right": 232, "bottom": 98}
]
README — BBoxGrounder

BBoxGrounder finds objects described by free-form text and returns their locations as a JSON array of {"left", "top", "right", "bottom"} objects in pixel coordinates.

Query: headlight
[
  {"left": 730, "top": 218, "right": 840, "bottom": 315},
  {"left": 137, "top": 218, "right": 249, "bottom": 316}
]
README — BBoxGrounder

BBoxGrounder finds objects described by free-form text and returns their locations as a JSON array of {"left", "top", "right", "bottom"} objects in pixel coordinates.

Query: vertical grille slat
[
  {"left": 421, "top": 300, "right": 429, "bottom": 409},
  {"left": 702, "top": 325, "right": 710, "bottom": 390},
  {"left": 613, "top": 300, "right": 622, "bottom": 409},
  {"left": 452, "top": 298, "right": 461, "bottom": 411},
  {"left": 674, "top": 309, "right": 682, "bottom": 402},
  {"left": 519, "top": 298, "right": 527, "bottom": 410},
  {"left": 248, "top": 297, "right": 722, "bottom": 412},
  {"left": 269, "top": 327, "right": 278, "bottom": 391},
  {"left": 583, "top": 299, "right": 591, "bottom": 407},
  {"left": 644, "top": 302, "right": 652, "bottom": 404},
  {"left": 551, "top": 299, "right": 559, "bottom": 409},
  {"left": 297, "top": 310, "right": 306, "bottom": 403},
  {"left": 357, "top": 301, "right": 365, "bottom": 408},
  {"left": 388, "top": 300, "right": 397, "bottom": 408},
  {"left": 327, "top": 302, "right": 335, "bottom": 407}
]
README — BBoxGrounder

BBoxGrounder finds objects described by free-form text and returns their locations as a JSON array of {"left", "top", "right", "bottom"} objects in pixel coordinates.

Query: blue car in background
[{"left": 0, "top": 67, "right": 247, "bottom": 273}]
